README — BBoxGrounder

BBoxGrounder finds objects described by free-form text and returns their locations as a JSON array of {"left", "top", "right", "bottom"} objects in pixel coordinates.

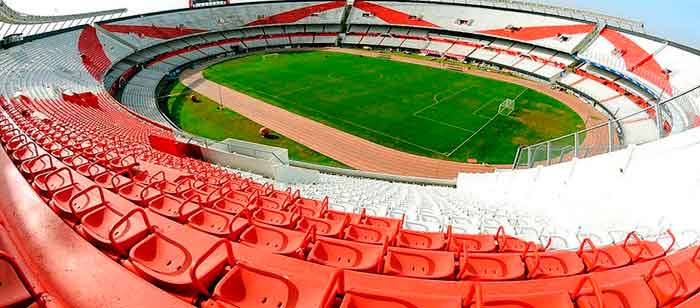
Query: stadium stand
[{"left": 0, "top": 0, "right": 699, "bottom": 307}]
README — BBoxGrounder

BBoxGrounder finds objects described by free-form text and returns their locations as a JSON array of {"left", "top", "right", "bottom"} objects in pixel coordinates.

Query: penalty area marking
[
  {"left": 445, "top": 88, "right": 528, "bottom": 157},
  {"left": 446, "top": 113, "right": 500, "bottom": 157}
]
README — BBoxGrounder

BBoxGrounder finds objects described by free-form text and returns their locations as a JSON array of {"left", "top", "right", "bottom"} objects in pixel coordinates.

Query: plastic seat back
[
  {"left": 458, "top": 249, "right": 525, "bottom": 281},
  {"left": 297, "top": 215, "right": 346, "bottom": 238},
  {"left": 522, "top": 242, "right": 584, "bottom": 279},
  {"left": 308, "top": 237, "right": 386, "bottom": 272},
  {"left": 341, "top": 289, "right": 463, "bottom": 308},
  {"left": 345, "top": 223, "right": 392, "bottom": 245},
  {"left": 573, "top": 276, "right": 657, "bottom": 308},
  {"left": 383, "top": 247, "right": 456, "bottom": 280},
  {"left": 577, "top": 239, "right": 631, "bottom": 271},
  {"left": 240, "top": 223, "right": 314, "bottom": 258},
  {"left": 645, "top": 251, "right": 700, "bottom": 307},
  {"left": 447, "top": 226, "right": 496, "bottom": 253},
  {"left": 396, "top": 229, "right": 446, "bottom": 250}
]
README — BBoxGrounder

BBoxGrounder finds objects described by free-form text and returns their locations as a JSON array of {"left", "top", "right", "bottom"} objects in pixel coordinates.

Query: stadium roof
[{"left": 0, "top": 0, "right": 126, "bottom": 24}]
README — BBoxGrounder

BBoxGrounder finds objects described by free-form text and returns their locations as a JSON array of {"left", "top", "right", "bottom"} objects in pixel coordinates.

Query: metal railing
[{"left": 513, "top": 83, "right": 700, "bottom": 169}]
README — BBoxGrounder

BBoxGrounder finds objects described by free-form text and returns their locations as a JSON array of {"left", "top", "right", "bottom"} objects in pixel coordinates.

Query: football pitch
[{"left": 202, "top": 50, "right": 584, "bottom": 164}]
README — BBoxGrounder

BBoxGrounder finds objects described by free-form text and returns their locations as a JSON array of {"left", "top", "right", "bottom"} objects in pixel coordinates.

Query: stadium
[{"left": 0, "top": 0, "right": 699, "bottom": 307}]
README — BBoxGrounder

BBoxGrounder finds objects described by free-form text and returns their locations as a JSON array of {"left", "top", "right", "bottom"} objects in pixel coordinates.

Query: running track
[{"left": 180, "top": 48, "right": 609, "bottom": 179}]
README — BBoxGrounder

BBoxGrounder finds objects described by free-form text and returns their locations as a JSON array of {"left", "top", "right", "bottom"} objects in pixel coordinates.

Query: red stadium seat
[
  {"left": 496, "top": 226, "right": 539, "bottom": 252},
  {"left": 147, "top": 193, "right": 200, "bottom": 222},
  {"left": 117, "top": 179, "right": 161, "bottom": 205},
  {"left": 19, "top": 153, "right": 55, "bottom": 178},
  {"left": 293, "top": 196, "right": 329, "bottom": 218},
  {"left": 213, "top": 189, "right": 257, "bottom": 215},
  {"left": 242, "top": 181, "right": 273, "bottom": 197},
  {"left": 447, "top": 226, "right": 497, "bottom": 253},
  {"left": 79, "top": 203, "right": 150, "bottom": 252},
  {"left": 308, "top": 237, "right": 386, "bottom": 272},
  {"left": 326, "top": 208, "right": 364, "bottom": 225},
  {"left": 193, "top": 241, "right": 342, "bottom": 308},
  {"left": 522, "top": 242, "right": 585, "bottom": 279},
  {"left": 469, "top": 283, "right": 575, "bottom": 307},
  {"left": 623, "top": 230, "right": 674, "bottom": 263},
  {"left": 458, "top": 249, "right": 525, "bottom": 281},
  {"left": 75, "top": 162, "right": 108, "bottom": 179},
  {"left": 345, "top": 223, "right": 394, "bottom": 245},
  {"left": 239, "top": 222, "right": 315, "bottom": 258},
  {"left": 10, "top": 141, "right": 39, "bottom": 163},
  {"left": 340, "top": 289, "right": 463, "bottom": 308},
  {"left": 255, "top": 187, "right": 296, "bottom": 210},
  {"left": 297, "top": 214, "right": 346, "bottom": 238},
  {"left": 187, "top": 207, "right": 238, "bottom": 237},
  {"left": 572, "top": 275, "right": 657, "bottom": 308},
  {"left": 110, "top": 209, "right": 229, "bottom": 292},
  {"left": 252, "top": 206, "right": 301, "bottom": 228},
  {"left": 50, "top": 184, "right": 107, "bottom": 219},
  {"left": 396, "top": 229, "right": 447, "bottom": 250},
  {"left": 383, "top": 247, "right": 456, "bottom": 279},
  {"left": 364, "top": 214, "right": 403, "bottom": 233},
  {"left": 645, "top": 248, "right": 700, "bottom": 307},
  {"left": 32, "top": 167, "right": 77, "bottom": 199},
  {"left": 577, "top": 239, "right": 631, "bottom": 271}
]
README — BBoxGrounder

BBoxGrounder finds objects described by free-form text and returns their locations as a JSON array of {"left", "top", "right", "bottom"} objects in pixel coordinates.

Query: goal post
[
  {"left": 498, "top": 98, "right": 515, "bottom": 116},
  {"left": 262, "top": 53, "right": 279, "bottom": 60}
]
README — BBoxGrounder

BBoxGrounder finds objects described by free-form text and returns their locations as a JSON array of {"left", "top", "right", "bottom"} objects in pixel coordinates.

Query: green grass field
[
  {"left": 160, "top": 81, "right": 348, "bottom": 168},
  {"left": 201, "top": 51, "right": 585, "bottom": 164}
]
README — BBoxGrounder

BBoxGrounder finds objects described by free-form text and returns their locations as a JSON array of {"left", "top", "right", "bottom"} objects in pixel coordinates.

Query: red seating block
[
  {"left": 110, "top": 209, "right": 228, "bottom": 293},
  {"left": 573, "top": 275, "right": 657, "bottom": 308},
  {"left": 645, "top": 248, "right": 700, "bottom": 307},
  {"left": 194, "top": 241, "right": 343, "bottom": 308},
  {"left": 447, "top": 226, "right": 497, "bottom": 253},
  {"left": 293, "top": 195, "right": 329, "bottom": 217},
  {"left": 187, "top": 207, "right": 246, "bottom": 238},
  {"left": 147, "top": 193, "right": 200, "bottom": 222},
  {"left": 308, "top": 237, "right": 386, "bottom": 272},
  {"left": 522, "top": 242, "right": 584, "bottom": 279},
  {"left": 470, "top": 283, "right": 574, "bottom": 307},
  {"left": 345, "top": 223, "right": 394, "bottom": 245},
  {"left": 383, "top": 247, "right": 456, "bottom": 279},
  {"left": 239, "top": 222, "right": 315, "bottom": 258},
  {"left": 252, "top": 207, "right": 301, "bottom": 228},
  {"left": 577, "top": 239, "right": 632, "bottom": 272},
  {"left": 297, "top": 215, "right": 346, "bottom": 238},
  {"left": 396, "top": 229, "right": 447, "bottom": 250},
  {"left": 458, "top": 250, "right": 525, "bottom": 281},
  {"left": 340, "top": 289, "right": 463, "bottom": 308},
  {"left": 623, "top": 230, "right": 674, "bottom": 263},
  {"left": 326, "top": 208, "right": 364, "bottom": 225}
]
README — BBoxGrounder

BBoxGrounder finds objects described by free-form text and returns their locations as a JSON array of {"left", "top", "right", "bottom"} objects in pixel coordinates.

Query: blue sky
[{"left": 8, "top": 0, "right": 700, "bottom": 47}]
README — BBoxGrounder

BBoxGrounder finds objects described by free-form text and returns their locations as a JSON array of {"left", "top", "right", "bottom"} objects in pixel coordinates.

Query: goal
[
  {"left": 262, "top": 53, "right": 280, "bottom": 60},
  {"left": 498, "top": 98, "right": 515, "bottom": 116}
]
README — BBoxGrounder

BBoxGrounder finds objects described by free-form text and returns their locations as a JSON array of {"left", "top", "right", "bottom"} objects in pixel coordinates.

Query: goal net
[
  {"left": 498, "top": 99, "right": 515, "bottom": 116},
  {"left": 262, "top": 53, "right": 279, "bottom": 60}
]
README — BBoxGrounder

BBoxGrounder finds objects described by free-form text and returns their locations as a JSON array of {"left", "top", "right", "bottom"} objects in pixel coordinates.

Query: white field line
[
  {"left": 413, "top": 87, "right": 471, "bottom": 116},
  {"left": 471, "top": 97, "right": 500, "bottom": 115},
  {"left": 446, "top": 113, "right": 500, "bottom": 157},
  {"left": 446, "top": 88, "right": 529, "bottom": 157},
  {"left": 414, "top": 114, "right": 475, "bottom": 133}
]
